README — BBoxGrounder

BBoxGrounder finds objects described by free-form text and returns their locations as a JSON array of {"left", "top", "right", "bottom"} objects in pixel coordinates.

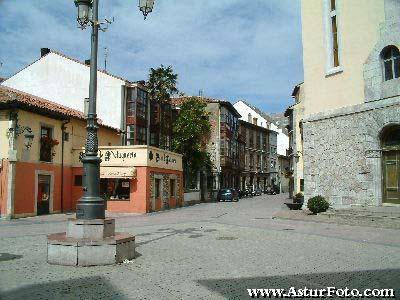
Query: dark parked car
[
  {"left": 264, "top": 186, "right": 276, "bottom": 195},
  {"left": 244, "top": 188, "right": 253, "bottom": 197},
  {"left": 217, "top": 189, "right": 239, "bottom": 202},
  {"left": 254, "top": 188, "right": 263, "bottom": 196}
]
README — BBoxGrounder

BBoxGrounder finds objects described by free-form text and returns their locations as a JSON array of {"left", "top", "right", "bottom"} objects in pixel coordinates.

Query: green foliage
[
  {"left": 147, "top": 65, "right": 178, "bottom": 102},
  {"left": 307, "top": 195, "right": 329, "bottom": 214},
  {"left": 293, "top": 192, "right": 304, "bottom": 204},
  {"left": 172, "top": 97, "right": 211, "bottom": 174}
]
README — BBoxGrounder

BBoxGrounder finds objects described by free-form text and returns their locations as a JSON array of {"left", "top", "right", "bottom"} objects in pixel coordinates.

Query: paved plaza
[{"left": 1, "top": 194, "right": 399, "bottom": 299}]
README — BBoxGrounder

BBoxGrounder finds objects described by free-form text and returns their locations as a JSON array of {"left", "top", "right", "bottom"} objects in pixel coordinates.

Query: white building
[
  {"left": 233, "top": 100, "right": 289, "bottom": 156},
  {"left": 2, "top": 48, "right": 142, "bottom": 132}
]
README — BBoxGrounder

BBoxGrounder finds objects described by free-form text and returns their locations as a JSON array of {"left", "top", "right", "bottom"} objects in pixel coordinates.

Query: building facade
[
  {"left": 239, "top": 120, "right": 278, "bottom": 190},
  {"left": 2, "top": 49, "right": 173, "bottom": 150},
  {"left": 171, "top": 96, "right": 242, "bottom": 201},
  {"left": 285, "top": 83, "right": 305, "bottom": 197},
  {"left": 0, "top": 86, "right": 120, "bottom": 219},
  {"left": 0, "top": 86, "right": 183, "bottom": 219},
  {"left": 233, "top": 100, "right": 289, "bottom": 157},
  {"left": 298, "top": 0, "right": 400, "bottom": 207}
]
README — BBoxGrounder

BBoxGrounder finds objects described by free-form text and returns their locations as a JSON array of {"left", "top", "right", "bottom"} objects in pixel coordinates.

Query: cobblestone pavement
[{"left": 1, "top": 194, "right": 399, "bottom": 299}]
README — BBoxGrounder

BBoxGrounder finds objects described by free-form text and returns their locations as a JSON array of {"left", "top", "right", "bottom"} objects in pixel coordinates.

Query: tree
[
  {"left": 147, "top": 65, "right": 178, "bottom": 102},
  {"left": 147, "top": 65, "right": 178, "bottom": 149},
  {"left": 172, "top": 97, "right": 212, "bottom": 188}
]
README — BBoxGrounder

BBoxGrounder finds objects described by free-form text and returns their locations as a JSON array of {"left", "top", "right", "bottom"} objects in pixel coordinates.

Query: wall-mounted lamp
[{"left": 7, "top": 112, "right": 35, "bottom": 150}]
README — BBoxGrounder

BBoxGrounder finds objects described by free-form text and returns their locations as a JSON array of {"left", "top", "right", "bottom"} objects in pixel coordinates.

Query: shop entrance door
[{"left": 37, "top": 174, "right": 51, "bottom": 215}]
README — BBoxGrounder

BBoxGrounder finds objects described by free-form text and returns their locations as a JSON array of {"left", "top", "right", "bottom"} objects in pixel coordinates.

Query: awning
[{"left": 100, "top": 167, "right": 137, "bottom": 179}]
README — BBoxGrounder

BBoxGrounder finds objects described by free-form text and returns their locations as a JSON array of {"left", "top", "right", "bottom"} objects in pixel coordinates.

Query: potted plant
[
  {"left": 40, "top": 136, "right": 59, "bottom": 161},
  {"left": 285, "top": 192, "right": 304, "bottom": 210}
]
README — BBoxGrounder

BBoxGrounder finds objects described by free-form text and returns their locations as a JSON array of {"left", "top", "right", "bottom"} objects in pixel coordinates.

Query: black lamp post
[{"left": 74, "top": 0, "right": 155, "bottom": 220}]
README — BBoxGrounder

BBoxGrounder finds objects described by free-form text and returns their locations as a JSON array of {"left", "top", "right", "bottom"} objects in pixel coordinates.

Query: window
[
  {"left": 40, "top": 126, "right": 53, "bottom": 162},
  {"left": 137, "top": 126, "right": 147, "bottom": 145},
  {"left": 300, "top": 179, "right": 304, "bottom": 192},
  {"left": 74, "top": 175, "right": 82, "bottom": 186},
  {"left": 100, "top": 179, "right": 130, "bottom": 201},
  {"left": 136, "top": 88, "right": 148, "bottom": 120},
  {"left": 325, "top": 0, "right": 340, "bottom": 70},
  {"left": 63, "top": 132, "right": 69, "bottom": 142},
  {"left": 155, "top": 178, "right": 161, "bottom": 198},
  {"left": 381, "top": 46, "right": 400, "bottom": 81},
  {"left": 126, "top": 88, "right": 136, "bottom": 117},
  {"left": 126, "top": 125, "right": 135, "bottom": 145},
  {"left": 253, "top": 117, "right": 258, "bottom": 125},
  {"left": 170, "top": 179, "right": 176, "bottom": 197}
]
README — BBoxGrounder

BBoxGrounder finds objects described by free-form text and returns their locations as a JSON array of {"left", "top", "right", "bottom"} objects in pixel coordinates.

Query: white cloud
[{"left": 0, "top": 0, "right": 303, "bottom": 113}]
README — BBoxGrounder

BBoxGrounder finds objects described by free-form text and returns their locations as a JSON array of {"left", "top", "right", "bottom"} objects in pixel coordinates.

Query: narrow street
[{"left": 1, "top": 194, "right": 399, "bottom": 299}]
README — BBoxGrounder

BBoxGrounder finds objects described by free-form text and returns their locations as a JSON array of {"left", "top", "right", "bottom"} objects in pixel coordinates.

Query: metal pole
[{"left": 76, "top": 0, "right": 105, "bottom": 219}]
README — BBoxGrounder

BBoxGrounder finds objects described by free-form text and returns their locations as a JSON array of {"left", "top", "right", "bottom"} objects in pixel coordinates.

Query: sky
[{"left": 0, "top": 0, "right": 303, "bottom": 114}]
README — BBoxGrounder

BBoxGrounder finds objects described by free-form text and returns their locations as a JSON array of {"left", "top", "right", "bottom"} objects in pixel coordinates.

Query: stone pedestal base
[{"left": 47, "top": 218, "right": 135, "bottom": 266}]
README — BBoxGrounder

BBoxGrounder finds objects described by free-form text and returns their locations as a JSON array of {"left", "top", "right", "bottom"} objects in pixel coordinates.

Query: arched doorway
[{"left": 381, "top": 125, "right": 400, "bottom": 204}]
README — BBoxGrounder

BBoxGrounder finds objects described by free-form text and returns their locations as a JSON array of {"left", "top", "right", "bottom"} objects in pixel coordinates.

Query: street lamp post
[
  {"left": 74, "top": 0, "right": 155, "bottom": 220},
  {"left": 47, "top": 0, "right": 155, "bottom": 266}
]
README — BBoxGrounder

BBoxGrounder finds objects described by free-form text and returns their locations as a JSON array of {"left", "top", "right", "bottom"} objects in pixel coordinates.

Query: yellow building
[
  {"left": 285, "top": 83, "right": 305, "bottom": 196},
  {"left": 0, "top": 86, "right": 120, "bottom": 218},
  {"left": 293, "top": 0, "right": 400, "bottom": 207}
]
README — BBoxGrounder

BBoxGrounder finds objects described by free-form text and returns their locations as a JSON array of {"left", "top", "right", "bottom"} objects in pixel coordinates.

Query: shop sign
[
  {"left": 100, "top": 167, "right": 136, "bottom": 179},
  {"left": 78, "top": 146, "right": 183, "bottom": 171}
]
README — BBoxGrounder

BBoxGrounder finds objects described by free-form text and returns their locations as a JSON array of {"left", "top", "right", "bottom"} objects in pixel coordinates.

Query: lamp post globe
[
  {"left": 139, "top": 0, "right": 154, "bottom": 19},
  {"left": 74, "top": 0, "right": 92, "bottom": 27}
]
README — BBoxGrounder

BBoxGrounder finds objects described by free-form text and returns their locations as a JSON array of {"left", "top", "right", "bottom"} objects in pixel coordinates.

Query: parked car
[
  {"left": 254, "top": 188, "right": 263, "bottom": 196},
  {"left": 264, "top": 186, "right": 276, "bottom": 195},
  {"left": 238, "top": 189, "right": 246, "bottom": 199},
  {"left": 244, "top": 188, "right": 253, "bottom": 197},
  {"left": 217, "top": 189, "right": 239, "bottom": 202}
]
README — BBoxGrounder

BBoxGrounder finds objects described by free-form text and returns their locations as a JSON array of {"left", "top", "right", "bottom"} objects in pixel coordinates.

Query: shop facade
[{"left": 72, "top": 146, "right": 183, "bottom": 214}]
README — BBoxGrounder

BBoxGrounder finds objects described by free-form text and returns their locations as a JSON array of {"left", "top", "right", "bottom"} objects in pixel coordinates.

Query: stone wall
[
  {"left": 364, "top": 0, "right": 400, "bottom": 102},
  {"left": 302, "top": 97, "right": 400, "bottom": 208}
]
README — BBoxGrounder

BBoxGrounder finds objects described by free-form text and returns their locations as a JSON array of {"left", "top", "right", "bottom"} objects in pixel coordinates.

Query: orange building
[{"left": 0, "top": 86, "right": 183, "bottom": 219}]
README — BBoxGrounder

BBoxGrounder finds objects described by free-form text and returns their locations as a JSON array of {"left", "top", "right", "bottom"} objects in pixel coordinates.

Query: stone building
[
  {"left": 297, "top": 0, "right": 400, "bottom": 207},
  {"left": 171, "top": 96, "right": 242, "bottom": 201},
  {"left": 233, "top": 100, "right": 289, "bottom": 157},
  {"left": 277, "top": 154, "right": 290, "bottom": 193},
  {"left": 239, "top": 120, "right": 278, "bottom": 190}
]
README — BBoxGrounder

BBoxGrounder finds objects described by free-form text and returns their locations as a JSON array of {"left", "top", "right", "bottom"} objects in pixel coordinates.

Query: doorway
[
  {"left": 37, "top": 174, "right": 51, "bottom": 215},
  {"left": 383, "top": 151, "right": 400, "bottom": 204},
  {"left": 381, "top": 125, "right": 400, "bottom": 204}
]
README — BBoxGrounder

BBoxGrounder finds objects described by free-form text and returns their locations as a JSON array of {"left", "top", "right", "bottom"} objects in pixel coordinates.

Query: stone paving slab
[
  {"left": 274, "top": 209, "right": 400, "bottom": 229},
  {"left": 1, "top": 194, "right": 399, "bottom": 299}
]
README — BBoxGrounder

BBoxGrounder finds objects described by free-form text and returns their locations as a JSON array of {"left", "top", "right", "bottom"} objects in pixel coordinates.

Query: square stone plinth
[
  {"left": 66, "top": 218, "right": 115, "bottom": 240},
  {"left": 47, "top": 232, "right": 135, "bottom": 266}
]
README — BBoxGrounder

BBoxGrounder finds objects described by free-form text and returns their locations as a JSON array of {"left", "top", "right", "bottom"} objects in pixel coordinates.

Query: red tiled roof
[
  {"left": 0, "top": 86, "right": 118, "bottom": 131},
  {"left": 170, "top": 96, "right": 212, "bottom": 106},
  {"left": 172, "top": 96, "right": 241, "bottom": 117}
]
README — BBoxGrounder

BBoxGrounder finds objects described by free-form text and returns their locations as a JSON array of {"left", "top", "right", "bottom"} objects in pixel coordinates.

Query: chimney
[
  {"left": 85, "top": 59, "right": 91, "bottom": 66},
  {"left": 41, "top": 48, "right": 50, "bottom": 57}
]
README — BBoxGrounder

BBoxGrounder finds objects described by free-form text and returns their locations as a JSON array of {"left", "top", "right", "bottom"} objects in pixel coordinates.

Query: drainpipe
[{"left": 61, "top": 119, "right": 71, "bottom": 213}]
